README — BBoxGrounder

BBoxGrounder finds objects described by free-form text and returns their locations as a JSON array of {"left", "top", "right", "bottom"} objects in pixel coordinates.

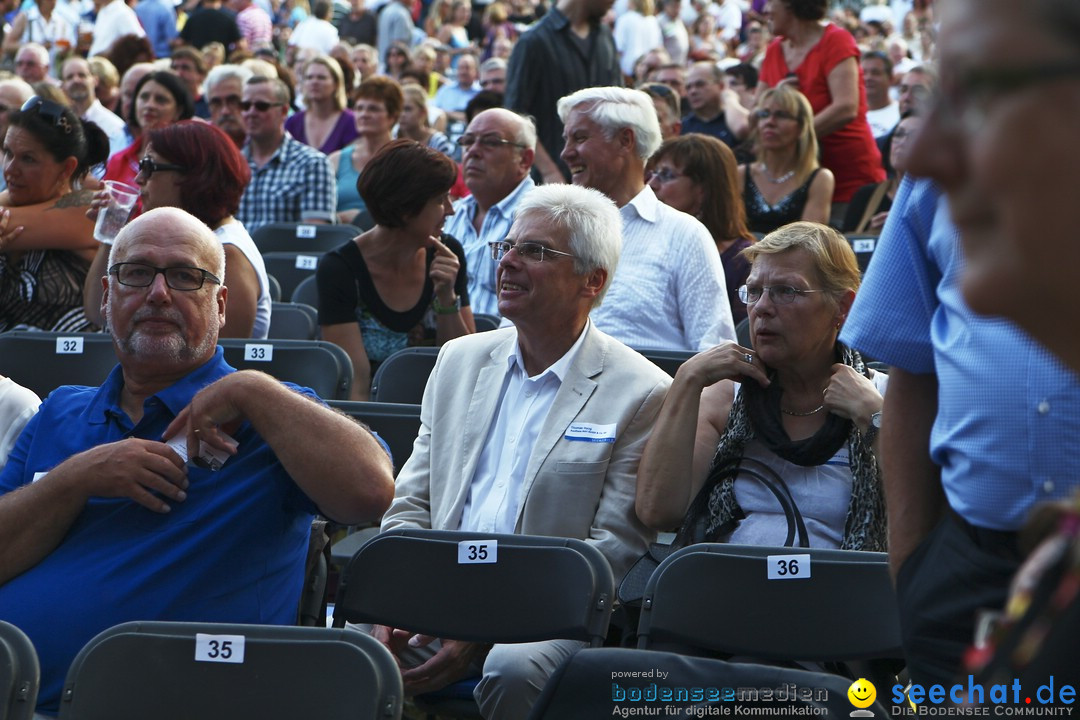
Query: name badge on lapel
[{"left": 564, "top": 422, "right": 616, "bottom": 443}]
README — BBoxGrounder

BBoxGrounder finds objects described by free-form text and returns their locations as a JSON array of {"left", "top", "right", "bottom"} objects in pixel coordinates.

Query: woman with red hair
[{"left": 84, "top": 121, "right": 271, "bottom": 338}]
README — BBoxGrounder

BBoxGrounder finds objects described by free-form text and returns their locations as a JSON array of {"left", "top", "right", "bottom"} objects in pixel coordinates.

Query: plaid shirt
[{"left": 238, "top": 134, "right": 337, "bottom": 234}]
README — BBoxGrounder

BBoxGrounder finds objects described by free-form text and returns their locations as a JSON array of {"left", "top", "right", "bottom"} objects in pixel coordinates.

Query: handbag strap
[
  {"left": 853, "top": 180, "right": 890, "bottom": 235},
  {"left": 736, "top": 456, "right": 809, "bottom": 548}
]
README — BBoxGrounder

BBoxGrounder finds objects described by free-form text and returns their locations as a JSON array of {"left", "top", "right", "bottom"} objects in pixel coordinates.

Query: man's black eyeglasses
[
  {"left": 21, "top": 96, "right": 73, "bottom": 134},
  {"left": 109, "top": 262, "right": 222, "bottom": 291},
  {"left": 458, "top": 134, "right": 527, "bottom": 150},
  {"left": 239, "top": 100, "right": 285, "bottom": 112},
  {"left": 138, "top": 157, "right": 187, "bottom": 178}
]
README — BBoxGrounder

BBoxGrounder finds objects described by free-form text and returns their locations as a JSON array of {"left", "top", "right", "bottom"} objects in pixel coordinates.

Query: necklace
[
  {"left": 760, "top": 163, "right": 795, "bottom": 184},
  {"left": 781, "top": 403, "right": 825, "bottom": 417}
]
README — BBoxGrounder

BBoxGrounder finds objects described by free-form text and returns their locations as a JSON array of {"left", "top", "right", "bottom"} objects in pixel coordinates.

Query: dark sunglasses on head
[
  {"left": 21, "top": 96, "right": 73, "bottom": 134},
  {"left": 239, "top": 100, "right": 285, "bottom": 112}
]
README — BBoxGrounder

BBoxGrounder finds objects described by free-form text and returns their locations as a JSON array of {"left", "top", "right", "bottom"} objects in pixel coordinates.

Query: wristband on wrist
[{"left": 432, "top": 294, "right": 461, "bottom": 315}]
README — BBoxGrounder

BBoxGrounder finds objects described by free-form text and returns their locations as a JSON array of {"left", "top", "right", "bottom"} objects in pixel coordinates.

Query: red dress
[{"left": 760, "top": 24, "right": 884, "bottom": 203}]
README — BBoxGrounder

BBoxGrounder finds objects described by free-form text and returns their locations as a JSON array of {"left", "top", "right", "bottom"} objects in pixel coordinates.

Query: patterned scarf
[{"left": 677, "top": 344, "right": 886, "bottom": 551}]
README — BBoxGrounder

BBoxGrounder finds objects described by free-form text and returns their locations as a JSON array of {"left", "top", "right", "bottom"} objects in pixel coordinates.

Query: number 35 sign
[
  {"left": 457, "top": 540, "right": 498, "bottom": 564},
  {"left": 195, "top": 634, "right": 246, "bottom": 664}
]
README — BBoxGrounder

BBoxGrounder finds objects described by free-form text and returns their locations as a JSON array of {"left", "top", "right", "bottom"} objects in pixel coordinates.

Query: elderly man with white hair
[
  {"left": 372, "top": 183, "right": 671, "bottom": 720},
  {"left": 559, "top": 85, "right": 736, "bottom": 352}
]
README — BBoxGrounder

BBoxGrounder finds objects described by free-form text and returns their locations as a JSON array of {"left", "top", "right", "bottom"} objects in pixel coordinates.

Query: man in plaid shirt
[{"left": 236, "top": 76, "right": 336, "bottom": 234}]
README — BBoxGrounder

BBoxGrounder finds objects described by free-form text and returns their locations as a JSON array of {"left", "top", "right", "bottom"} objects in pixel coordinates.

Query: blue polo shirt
[{"left": 0, "top": 348, "right": 319, "bottom": 714}]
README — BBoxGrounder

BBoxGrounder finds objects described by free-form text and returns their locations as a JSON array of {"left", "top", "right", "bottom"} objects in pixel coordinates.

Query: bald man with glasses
[{"left": 0, "top": 207, "right": 393, "bottom": 717}]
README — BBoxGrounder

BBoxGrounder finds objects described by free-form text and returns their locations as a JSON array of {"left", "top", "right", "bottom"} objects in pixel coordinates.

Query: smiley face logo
[{"left": 848, "top": 678, "right": 877, "bottom": 710}]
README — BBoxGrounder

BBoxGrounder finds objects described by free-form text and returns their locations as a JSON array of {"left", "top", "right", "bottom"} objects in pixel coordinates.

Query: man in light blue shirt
[
  {"left": 840, "top": 177, "right": 1080, "bottom": 688},
  {"left": 443, "top": 108, "right": 536, "bottom": 318},
  {"left": 433, "top": 54, "right": 480, "bottom": 125}
]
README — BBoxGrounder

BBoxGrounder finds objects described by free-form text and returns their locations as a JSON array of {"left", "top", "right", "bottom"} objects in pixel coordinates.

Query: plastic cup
[{"left": 94, "top": 180, "right": 139, "bottom": 244}]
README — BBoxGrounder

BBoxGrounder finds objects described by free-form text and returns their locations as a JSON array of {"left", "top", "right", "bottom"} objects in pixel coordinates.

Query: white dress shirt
[
  {"left": 590, "top": 185, "right": 736, "bottom": 352},
  {"left": 89, "top": 0, "right": 145, "bottom": 56},
  {"left": 458, "top": 322, "right": 591, "bottom": 534}
]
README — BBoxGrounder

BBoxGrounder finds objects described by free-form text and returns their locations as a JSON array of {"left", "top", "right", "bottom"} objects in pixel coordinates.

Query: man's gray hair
[
  {"left": 514, "top": 184, "right": 622, "bottom": 307},
  {"left": 556, "top": 86, "right": 663, "bottom": 161},
  {"left": 479, "top": 57, "right": 507, "bottom": 74},
  {"left": 17, "top": 42, "right": 49, "bottom": 66},
  {"left": 207, "top": 63, "right": 254, "bottom": 92}
]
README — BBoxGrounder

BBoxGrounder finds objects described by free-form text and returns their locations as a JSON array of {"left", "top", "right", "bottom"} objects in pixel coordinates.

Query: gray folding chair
[
  {"left": 219, "top": 338, "right": 354, "bottom": 400},
  {"left": 0, "top": 621, "right": 39, "bottom": 720},
  {"left": 0, "top": 331, "right": 118, "bottom": 398},
  {"left": 369, "top": 346, "right": 440, "bottom": 404},
  {"left": 637, "top": 544, "right": 903, "bottom": 690},
  {"left": 252, "top": 222, "right": 356, "bottom": 254},
  {"left": 267, "top": 302, "right": 319, "bottom": 340},
  {"left": 57, "top": 621, "right": 402, "bottom": 720},
  {"left": 333, "top": 529, "right": 615, "bottom": 718}
]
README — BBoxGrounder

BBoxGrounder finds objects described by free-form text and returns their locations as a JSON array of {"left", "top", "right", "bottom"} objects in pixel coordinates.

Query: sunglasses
[
  {"left": 138, "top": 156, "right": 187, "bottom": 177},
  {"left": 21, "top": 96, "right": 73, "bottom": 134},
  {"left": 239, "top": 100, "right": 285, "bottom": 112}
]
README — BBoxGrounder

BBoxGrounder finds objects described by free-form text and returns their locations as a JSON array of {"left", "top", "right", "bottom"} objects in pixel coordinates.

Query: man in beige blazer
[{"left": 375, "top": 184, "right": 671, "bottom": 720}]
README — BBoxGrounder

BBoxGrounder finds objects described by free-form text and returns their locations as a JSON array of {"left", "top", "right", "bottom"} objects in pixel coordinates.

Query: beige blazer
[{"left": 382, "top": 324, "right": 672, "bottom": 580}]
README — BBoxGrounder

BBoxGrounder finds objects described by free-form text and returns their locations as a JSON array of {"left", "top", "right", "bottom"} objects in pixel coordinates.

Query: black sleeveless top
[{"left": 743, "top": 167, "right": 821, "bottom": 235}]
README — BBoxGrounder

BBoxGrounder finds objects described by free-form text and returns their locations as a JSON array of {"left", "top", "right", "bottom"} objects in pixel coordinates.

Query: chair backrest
[
  {"left": 472, "top": 313, "right": 500, "bottom": 333},
  {"left": 0, "top": 333, "right": 353, "bottom": 401},
  {"left": 327, "top": 400, "right": 421, "bottom": 475},
  {"left": 632, "top": 348, "right": 695, "bottom": 378},
  {"left": 369, "top": 346, "right": 440, "bottom": 404},
  {"left": 219, "top": 338, "right": 354, "bottom": 400},
  {"left": 292, "top": 274, "right": 320, "bottom": 307},
  {"left": 333, "top": 529, "right": 614, "bottom": 647},
  {"left": 637, "top": 543, "right": 902, "bottom": 662},
  {"left": 0, "top": 621, "right": 39, "bottom": 720},
  {"left": 252, "top": 222, "right": 356, "bottom": 254},
  {"left": 261, "top": 251, "right": 324, "bottom": 303},
  {"left": 267, "top": 302, "right": 319, "bottom": 340},
  {"left": 266, "top": 273, "right": 283, "bottom": 302},
  {"left": 57, "top": 621, "right": 402, "bottom": 720},
  {"left": 845, "top": 234, "right": 878, "bottom": 274},
  {"left": 0, "top": 331, "right": 118, "bottom": 398}
]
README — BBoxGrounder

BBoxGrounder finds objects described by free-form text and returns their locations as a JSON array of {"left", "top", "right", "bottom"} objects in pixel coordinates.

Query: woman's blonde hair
[
  {"left": 743, "top": 221, "right": 861, "bottom": 301},
  {"left": 400, "top": 83, "right": 431, "bottom": 128},
  {"left": 303, "top": 54, "right": 348, "bottom": 110},
  {"left": 750, "top": 85, "right": 820, "bottom": 186}
]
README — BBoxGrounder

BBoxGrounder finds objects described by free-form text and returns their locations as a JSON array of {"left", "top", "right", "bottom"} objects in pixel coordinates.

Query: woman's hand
[
  {"left": 85, "top": 188, "right": 111, "bottom": 225},
  {"left": 675, "top": 341, "right": 772, "bottom": 390},
  {"left": 823, "top": 363, "right": 882, "bottom": 431},
  {"left": 428, "top": 235, "right": 460, "bottom": 305},
  {"left": 0, "top": 208, "right": 25, "bottom": 250}
]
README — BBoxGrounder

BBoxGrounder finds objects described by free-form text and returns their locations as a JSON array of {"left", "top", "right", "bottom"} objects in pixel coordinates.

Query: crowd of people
[{"left": 1, "top": 0, "right": 1079, "bottom": 715}]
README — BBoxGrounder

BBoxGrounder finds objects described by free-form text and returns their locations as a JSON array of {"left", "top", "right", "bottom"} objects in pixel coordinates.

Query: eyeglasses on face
[
  {"left": 138, "top": 157, "right": 187, "bottom": 178},
  {"left": 754, "top": 108, "right": 798, "bottom": 122},
  {"left": 109, "top": 262, "right": 222, "bottom": 291},
  {"left": 458, "top": 134, "right": 526, "bottom": 150},
  {"left": 488, "top": 240, "right": 575, "bottom": 263},
  {"left": 208, "top": 94, "right": 242, "bottom": 109},
  {"left": 646, "top": 167, "right": 684, "bottom": 184},
  {"left": 21, "top": 96, "right": 73, "bottom": 134},
  {"left": 738, "top": 284, "right": 823, "bottom": 305},
  {"left": 239, "top": 100, "right": 285, "bottom": 112}
]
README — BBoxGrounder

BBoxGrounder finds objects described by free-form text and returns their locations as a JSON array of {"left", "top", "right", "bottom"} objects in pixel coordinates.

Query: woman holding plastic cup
[
  {"left": 104, "top": 71, "right": 194, "bottom": 193},
  {"left": 0, "top": 96, "right": 110, "bottom": 332},
  {"left": 83, "top": 121, "right": 272, "bottom": 339}
]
